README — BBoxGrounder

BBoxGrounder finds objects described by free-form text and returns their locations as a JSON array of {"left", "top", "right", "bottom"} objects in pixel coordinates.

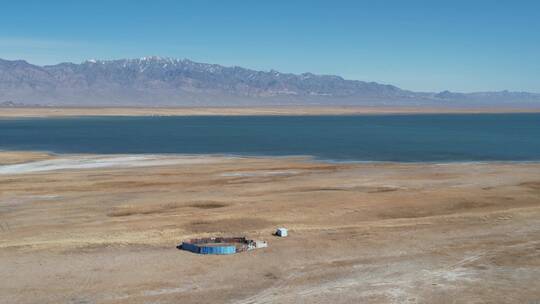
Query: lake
[{"left": 1, "top": 114, "right": 539, "bottom": 162}]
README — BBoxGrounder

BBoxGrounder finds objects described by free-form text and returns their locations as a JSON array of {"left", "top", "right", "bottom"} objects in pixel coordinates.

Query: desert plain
[
  {"left": 1, "top": 151, "right": 540, "bottom": 303},
  {"left": 1, "top": 106, "right": 540, "bottom": 118}
]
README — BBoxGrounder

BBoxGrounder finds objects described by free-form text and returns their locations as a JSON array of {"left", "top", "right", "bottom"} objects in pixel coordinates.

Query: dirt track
[{"left": 1, "top": 152, "right": 539, "bottom": 303}]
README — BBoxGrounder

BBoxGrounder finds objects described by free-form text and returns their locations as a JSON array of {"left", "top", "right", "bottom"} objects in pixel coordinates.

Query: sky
[{"left": 0, "top": 0, "right": 539, "bottom": 93}]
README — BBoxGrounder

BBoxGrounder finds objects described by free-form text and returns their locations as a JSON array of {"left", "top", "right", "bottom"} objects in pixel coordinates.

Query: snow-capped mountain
[{"left": 1, "top": 57, "right": 539, "bottom": 106}]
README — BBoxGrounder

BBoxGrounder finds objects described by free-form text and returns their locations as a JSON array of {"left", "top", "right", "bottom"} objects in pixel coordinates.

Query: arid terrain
[
  {"left": 1, "top": 151, "right": 540, "bottom": 303},
  {"left": 1, "top": 106, "right": 540, "bottom": 117}
]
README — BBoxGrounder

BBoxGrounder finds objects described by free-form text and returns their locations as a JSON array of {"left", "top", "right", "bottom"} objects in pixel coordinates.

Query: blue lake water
[{"left": 1, "top": 114, "right": 539, "bottom": 162}]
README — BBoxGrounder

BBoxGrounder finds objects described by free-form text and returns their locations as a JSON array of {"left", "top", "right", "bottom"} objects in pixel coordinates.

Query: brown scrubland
[{"left": 1, "top": 152, "right": 539, "bottom": 303}]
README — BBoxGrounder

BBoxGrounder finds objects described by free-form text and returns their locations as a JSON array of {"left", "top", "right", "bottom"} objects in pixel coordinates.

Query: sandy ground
[
  {"left": 1, "top": 106, "right": 540, "bottom": 117},
  {"left": 1, "top": 152, "right": 540, "bottom": 303},
  {"left": 0, "top": 151, "right": 54, "bottom": 165}
]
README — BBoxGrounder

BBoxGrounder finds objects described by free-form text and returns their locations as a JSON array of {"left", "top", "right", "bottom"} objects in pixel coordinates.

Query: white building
[{"left": 275, "top": 228, "right": 288, "bottom": 237}]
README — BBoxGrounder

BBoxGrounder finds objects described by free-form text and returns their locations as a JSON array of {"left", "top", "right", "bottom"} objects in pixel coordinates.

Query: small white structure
[
  {"left": 254, "top": 240, "right": 268, "bottom": 248},
  {"left": 275, "top": 228, "right": 288, "bottom": 237},
  {"left": 247, "top": 239, "right": 268, "bottom": 250}
]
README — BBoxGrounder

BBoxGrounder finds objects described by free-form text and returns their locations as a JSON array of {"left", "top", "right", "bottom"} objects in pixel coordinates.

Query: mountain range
[{"left": 1, "top": 57, "right": 539, "bottom": 107}]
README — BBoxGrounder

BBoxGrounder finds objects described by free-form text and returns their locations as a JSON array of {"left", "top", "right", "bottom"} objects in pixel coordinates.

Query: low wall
[{"left": 180, "top": 237, "right": 245, "bottom": 255}]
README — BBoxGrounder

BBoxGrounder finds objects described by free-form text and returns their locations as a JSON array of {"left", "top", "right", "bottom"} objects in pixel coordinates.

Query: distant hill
[{"left": 1, "top": 57, "right": 539, "bottom": 107}]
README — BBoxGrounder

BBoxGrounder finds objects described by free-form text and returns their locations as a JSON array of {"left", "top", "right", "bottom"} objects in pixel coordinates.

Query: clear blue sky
[{"left": 1, "top": 0, "right": 539, "bottom": 92}]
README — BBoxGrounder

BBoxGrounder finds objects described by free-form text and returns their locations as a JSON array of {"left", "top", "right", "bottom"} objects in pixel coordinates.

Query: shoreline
[
  {"left": 2, "top": 150, "right": 540, "bottom": 173},
  {"left": 1, "top": 106, "right": 540, "bottom": 117}
]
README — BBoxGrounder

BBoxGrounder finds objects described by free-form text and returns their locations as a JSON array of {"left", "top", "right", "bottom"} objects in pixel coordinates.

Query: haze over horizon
[{"left": 1, "top": 0, "right": 539, "bottom": 93}]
